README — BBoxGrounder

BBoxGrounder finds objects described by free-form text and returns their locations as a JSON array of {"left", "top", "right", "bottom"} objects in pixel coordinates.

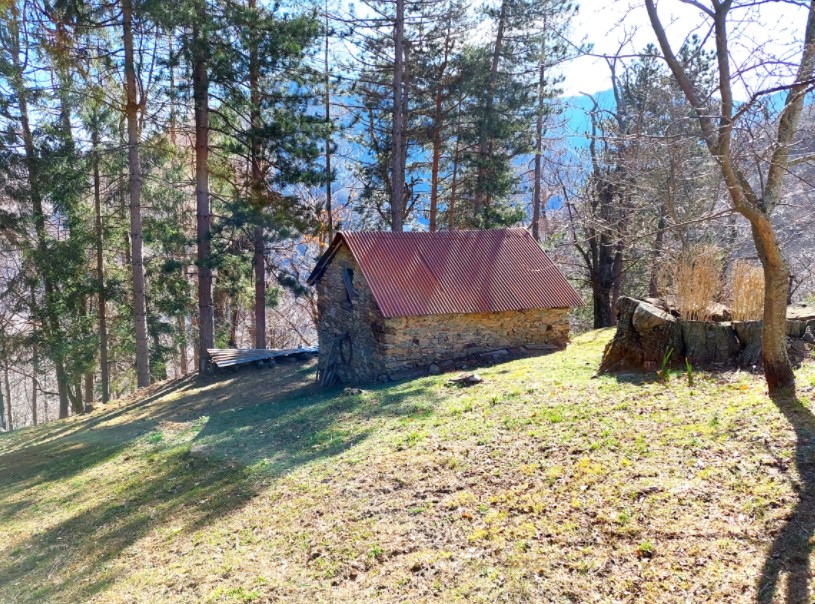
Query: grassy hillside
[{"left": 1, "top": 330, "right": 814, "bottom": 603}]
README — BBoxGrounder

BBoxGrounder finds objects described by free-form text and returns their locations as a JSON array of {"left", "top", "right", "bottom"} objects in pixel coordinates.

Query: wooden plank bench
[{"left": 206, "top": 346, "right": 318, "bottom": 372}]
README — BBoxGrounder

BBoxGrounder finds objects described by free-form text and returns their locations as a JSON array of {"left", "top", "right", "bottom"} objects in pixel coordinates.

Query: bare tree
[{"left": 645, "top": 0, "right": 815, "bottom": 393}]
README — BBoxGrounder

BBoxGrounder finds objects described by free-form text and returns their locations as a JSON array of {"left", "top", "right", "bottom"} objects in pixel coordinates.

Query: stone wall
[
  {"left": 600, "top": 296, "right": 815, "bottom": 373},
  {"left": 316, "top": 246, "right": 386, "bottom": 384},
  {"left": 379, "top": 308, "right": 571, "bottom": 373}
]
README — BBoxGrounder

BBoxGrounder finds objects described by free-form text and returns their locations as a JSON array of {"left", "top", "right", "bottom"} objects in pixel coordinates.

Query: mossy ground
[{"left": 1, "top": 329, "right": 814, "bottom": 603}]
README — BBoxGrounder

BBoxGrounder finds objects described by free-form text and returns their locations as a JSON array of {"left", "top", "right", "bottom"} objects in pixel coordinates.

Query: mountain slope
[{"left": 1, "top": 330, "right": 813, "bottom": 603}]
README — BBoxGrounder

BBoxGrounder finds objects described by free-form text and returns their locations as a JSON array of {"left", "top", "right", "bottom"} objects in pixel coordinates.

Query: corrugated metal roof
[{"left": 307, "top": 228, "right": 583, "bottom": 318}]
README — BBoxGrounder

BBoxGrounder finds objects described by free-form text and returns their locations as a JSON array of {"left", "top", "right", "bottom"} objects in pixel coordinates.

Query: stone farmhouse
[{"left": 306, "top": 228, "right": 583, "bottom": 385}]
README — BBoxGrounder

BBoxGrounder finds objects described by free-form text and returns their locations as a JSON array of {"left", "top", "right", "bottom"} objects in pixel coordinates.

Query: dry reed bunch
[
  {"left": 674, "top": 245, "right": 722, "bottom": 321},
  {"left": 730, "top": 260, "right": 764, "bottom": 321}
]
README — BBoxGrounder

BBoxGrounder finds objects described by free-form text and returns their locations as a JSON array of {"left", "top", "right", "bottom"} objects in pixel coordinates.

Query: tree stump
[
  {"left": 601, "top": 298, "right": 814, "bottom": 374},
  {"left": 600, "top": 297, "right": 682, "bottom": 373},
  {"left": 733, "top": 321, "right": 763, "bottom": 367},
  {"left": 681, "top": 321, "right": 740, "bottom": 365}
]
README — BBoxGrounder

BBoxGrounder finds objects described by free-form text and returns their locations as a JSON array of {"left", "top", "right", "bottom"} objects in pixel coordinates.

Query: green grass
[{"left": 0, "top": 329, "right": 814, "bottom": 602}]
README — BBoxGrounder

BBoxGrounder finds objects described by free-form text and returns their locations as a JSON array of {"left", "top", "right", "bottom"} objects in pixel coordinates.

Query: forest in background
[{"left": 0, "top": 0, "right": 813, "bottom": 429}]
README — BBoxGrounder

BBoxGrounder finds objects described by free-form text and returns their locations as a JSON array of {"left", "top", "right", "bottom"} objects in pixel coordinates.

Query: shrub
[
  {"left": 674, "top": 245, "right": 722, "bottom": 321},
  {"left": 730, "top": 260, "right": 764, "bottom": 321}
]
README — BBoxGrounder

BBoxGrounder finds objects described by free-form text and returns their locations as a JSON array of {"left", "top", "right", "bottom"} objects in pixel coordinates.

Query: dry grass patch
[
  {"left": 731, "top": 260, "right": 764, "bottom": 321},
  {"left": 675, "top": 244, "right": 722, "bottom": 321}
]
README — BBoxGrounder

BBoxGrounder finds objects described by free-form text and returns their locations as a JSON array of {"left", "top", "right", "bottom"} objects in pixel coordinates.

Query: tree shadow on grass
[
  {"left": 0, "top": 377, "right": 199, "bottom": 495},
  {"left": 0, "top": 362, "right": 443, "bottom": 602},
  {"left": 758, "top": 391, "right": 815, "bottom": 603},
  {"left": 0, "top": 376, "right": 195, "bottom": 455}
]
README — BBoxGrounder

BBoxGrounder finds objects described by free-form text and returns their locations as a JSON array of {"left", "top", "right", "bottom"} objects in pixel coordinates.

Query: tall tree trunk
[
  {"left": 0, "top": 363, "right": 5, "bottom": 431},
  {"left": 648, "top": 203, "right": 666, "bottom": 297},
  {"left": 123, "top": 0, "right": 150, "bottom": 388},
  {"left": 82, "top": 297, "right": 93, "bottom": 406},
  {"left": 390, "top": 0, "right": 405, "bottom": 232},
  {"left": 93, "top": 126, "right": 110, "bottom": 402},
  {"left": 592, "top": 285, "right": 614, "bottom": 329},
  {"left": 193, "top": 0, "right": 214, "bottom": 372},
  {"left": 8, "top": 4, "right": 70, "bottom": 417},
  {"left": 30, "top": 284, "right": 38, "bottom": 425},
  {"left": 323, "top": 3, "right": 333, "bottom": 246},
  {"left": 249, "top": 0, "right": 266, "bottom": 350},
  {"left": 448, "top": 93, "right": 463, "bottom": 231},
  {"left": 474, "top": 0, "right": 507, "bottom": 218},
  {"left": 169, "top": 35, "right": 177, "bottom": 146},
  {"left": 70, "top": 380, "right": 82, "bottom": 415},
  {"left": 177, "top": 314, "right": 188, "bottom": 375},
  {"left": 611, "top": 243, "right": 624, "bottom": 319},
  {"left": 3, "top": 364, "right": 11, "bottom": 430},
  {"left": 31, "top": 343, "right": 37, "bottom": 426},
  {"left": 191, "top": 310, "right": 201, "bottom": 372},
  {"left": 532, "top": 56, "right": 546, "bottom": 241},
  {"left": 230, "top": 304, "right": 239, "bottom": 347},
  {"left": 428, "top": 26, "right": 450, "bottom": 233},
  {"left": 84, "top": 368, "right": 93, "bottom": 406}
]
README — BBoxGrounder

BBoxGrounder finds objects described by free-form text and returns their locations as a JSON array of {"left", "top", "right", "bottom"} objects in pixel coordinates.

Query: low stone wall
[
  {"left": 600, "top": 296, "right": 815, "bottom": 373},
  {"left": 379, "top": 308, "right": 570, "bottom": 373}
]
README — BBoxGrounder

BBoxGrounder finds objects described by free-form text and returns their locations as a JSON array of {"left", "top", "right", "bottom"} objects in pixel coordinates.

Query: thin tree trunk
[
  {"left": 230, "top": 304, "right": 239, "bottom": 347},
  {"left": 193, "top": 0, "right": 214, "bottom": 372},
  {"left": 474, "top": 0, "right": 507, "bottom": 218},
  {"left": 191, "top": 309, "right": 200, "bottom": 372},
  {"left": 447, "top": 93, "right": 464, "bottom": 231},
  {"left": 83, "top": 297, "right": 93, "bottom": 406},
  {"left": 532, "top": 57, "right": 546, "bottom": 241},
  {"left": 611, "top": 244, "right": 624, "bottom": 319},
  {"left": 31, "top": 346, "right": 37, "bottom": 426},
  {"left": 30, "top": 284, "right": 38, "bottom": 425},
  {"left": 429, "top": 27, "right": 450, "bottom": 233},
  {"left": 84, "top": 368, "right": 93, "bottom": 406},
  {"left": 249, "top": 0, "right": 266, "bottom": 350},
  {"left": 648, "top": 203, "right": 666, "bottom": 297},
  {"left": 0, "top": 362, "right": 5, "bottom": 431},
  {"left": 169, "top": 35, "right": 177, "bottom": 146},
  {"left": 323, "top": 3, "right": 333, "bottom": 245},
  {"left": 118, "top": 158, "right": 131, "bottom": 267},
  {"left": 3, "top": 364, "right": 11, "bottom": 430},
  {"left": 177, "top": 314, "right": 188, "bottom": 375},
  {"left": 93, "top": 126, "right": 110, "bottom": 402},
  {"left": 8, "top": 4, "right": 70, "bottom": 417},
  {"left": 390, "top": 0, "right": 405, "bottom": 232},
  {"left": 123, "top": 0, "right": 150, "bottom": 388}
]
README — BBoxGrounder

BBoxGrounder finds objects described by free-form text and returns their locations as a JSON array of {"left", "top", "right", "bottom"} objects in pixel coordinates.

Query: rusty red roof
[{"left": 307, "top": 228, "right": 583, "bottom": 318}]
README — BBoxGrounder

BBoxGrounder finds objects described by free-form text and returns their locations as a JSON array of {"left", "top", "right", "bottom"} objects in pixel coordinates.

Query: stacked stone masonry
[{"left": 317, "top": 245, "right": 571, "bottom": 385}]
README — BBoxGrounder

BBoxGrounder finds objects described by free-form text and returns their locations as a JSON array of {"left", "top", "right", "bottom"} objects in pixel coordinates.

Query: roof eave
[{"left": 305, "top": 233, "right": 347, "bottom": 286}]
